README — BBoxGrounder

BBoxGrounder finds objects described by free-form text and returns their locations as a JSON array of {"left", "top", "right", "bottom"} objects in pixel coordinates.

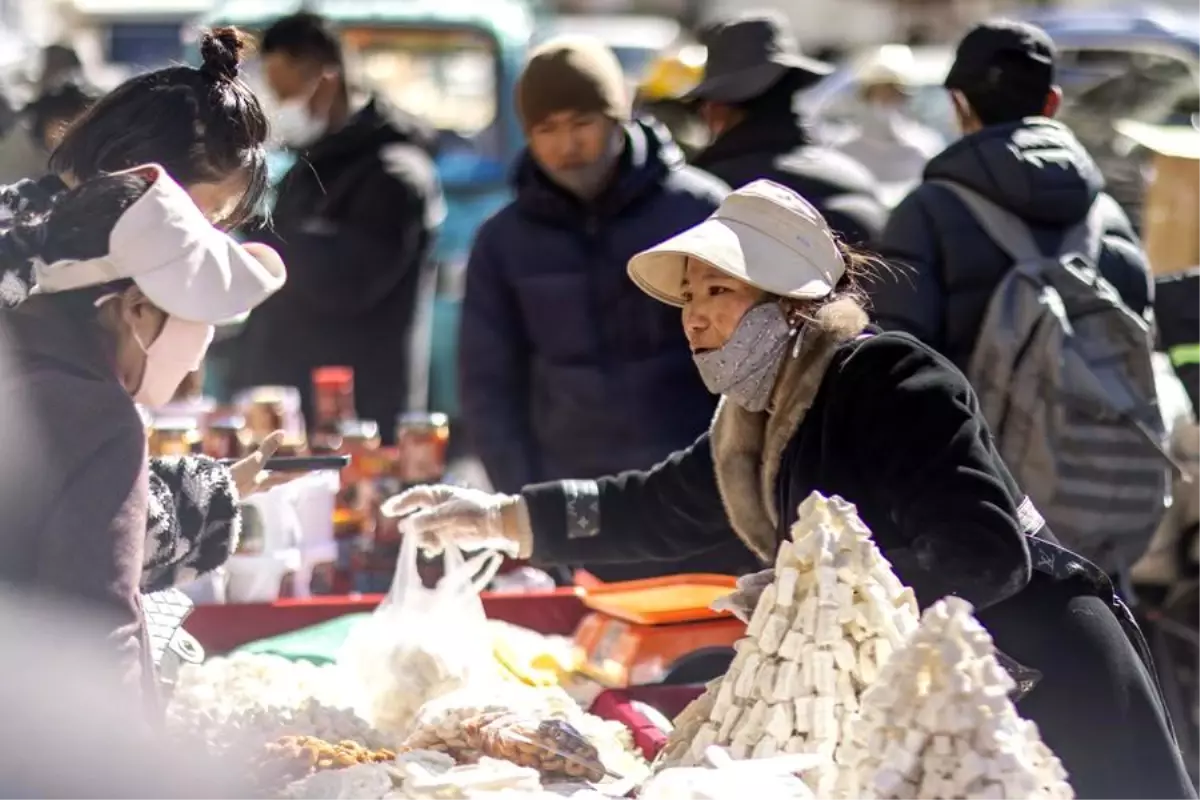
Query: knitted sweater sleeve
[{"left": 140, "top": 456, "right": 241, "bottom": 592}]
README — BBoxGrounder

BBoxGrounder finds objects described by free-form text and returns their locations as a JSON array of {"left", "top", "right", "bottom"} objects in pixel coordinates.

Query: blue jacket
[{"left": 459, "top": 120, "right": 728, "bottom": 493}]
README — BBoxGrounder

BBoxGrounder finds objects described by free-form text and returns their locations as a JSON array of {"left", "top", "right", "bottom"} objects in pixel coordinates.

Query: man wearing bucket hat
[
  {"left": 0, "top": 165, "right": 284, "bottom": 710},
  {"left": 685, "top": 11, "right": 886, "bottom": 246},
  {"left": 392, "top": 178, "right": 1196, "bottom": 798}
]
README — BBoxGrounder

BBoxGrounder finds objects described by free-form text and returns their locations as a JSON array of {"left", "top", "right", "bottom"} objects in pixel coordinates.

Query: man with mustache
[{"left": 458, "top": 36, "right": 760, "bottom": 580}]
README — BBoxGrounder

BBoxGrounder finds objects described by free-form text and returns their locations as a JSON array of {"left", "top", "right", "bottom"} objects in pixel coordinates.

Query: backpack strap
[
  {"left": 929, "top": 179, "right": 1108, "bottom": 265},
  {"left": 928, "top": 179, "right": 1043, "bottom": 262}
]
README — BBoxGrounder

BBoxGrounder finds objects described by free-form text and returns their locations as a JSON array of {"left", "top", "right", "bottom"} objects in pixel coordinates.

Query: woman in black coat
[{"left": 389, "top": 180, "right": 1194, "bottom": 798}]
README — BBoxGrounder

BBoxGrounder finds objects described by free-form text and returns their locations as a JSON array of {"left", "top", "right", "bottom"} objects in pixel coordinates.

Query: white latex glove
[
  {"left": 709, "top": 568, "right": 775, "bottom": 623},
  {"left": 381, "top": 484, "right": 533, "bottom": 558}
]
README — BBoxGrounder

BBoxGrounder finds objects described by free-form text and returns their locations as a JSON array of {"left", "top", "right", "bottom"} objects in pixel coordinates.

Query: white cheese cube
[
  {"left": 777, "top": 630, "right": 805, "bottom": 661},
  {"left": 716, "top": 703, "right": 744, "bottom": 742},
  {"left": 793, "top": 697, "right": 812, "bottom": 733},
  {"left": 758, "top": 614, "right": 789, "bottom": 655},
  {"left": 745, "top": 584, "right": 777, "bottom": 639},
  {"left": 751, "top": 734, "right": 781, "bottom": 760},
  {"left": 764, "top": 701, "right": 795, "bottom": 742},
  {"left": 775, "top": 567, "right": 799, "bottom": 605},
  {"left": 734, "top": 653, "right": 761, "bottom": 699}
]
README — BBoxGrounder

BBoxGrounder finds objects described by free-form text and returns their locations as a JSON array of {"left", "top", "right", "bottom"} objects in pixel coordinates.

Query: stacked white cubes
[
  {"left": 843, "top": 596, "right": 1074, "bottom": 799},
  {"left": 680, "top": 492, "right": 921, "bottom": 795}
]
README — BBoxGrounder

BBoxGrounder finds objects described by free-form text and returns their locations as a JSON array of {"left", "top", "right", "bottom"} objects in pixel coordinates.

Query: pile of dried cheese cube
[
  {"left": 666, "top": 492, "right": 921, "bottom": 794},
  {"left": 842, "top": 596, "right": 1074, "bottom": 799}
]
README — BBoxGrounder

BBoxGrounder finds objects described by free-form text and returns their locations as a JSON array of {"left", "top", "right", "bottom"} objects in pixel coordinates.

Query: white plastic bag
[{"left": 339, "top": 530, "right": 504, "bottom": 737}]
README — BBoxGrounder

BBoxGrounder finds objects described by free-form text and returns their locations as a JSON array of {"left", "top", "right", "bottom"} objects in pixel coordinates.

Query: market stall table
[{"left": 187, "top": 588, "right": 591, "bottom": 655}]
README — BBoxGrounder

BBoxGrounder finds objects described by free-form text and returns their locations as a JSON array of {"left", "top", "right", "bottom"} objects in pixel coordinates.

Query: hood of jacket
[
  {"left": 511, "top": 118, "right": 687, "bottom": 226},
  {"left": 924, "top": 117, "right": 1105, "bottom": 227},
  {"left": 1, "top": 292, "right": 117, "bottom": 385},
  {"left": 304, "top": 95, "right": 439, "bottom": 167}
]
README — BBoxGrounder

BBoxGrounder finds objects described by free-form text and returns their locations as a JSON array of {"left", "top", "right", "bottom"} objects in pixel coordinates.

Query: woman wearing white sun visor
[{"left": 0, "top": 164, "right": 284, "bottom": 715}]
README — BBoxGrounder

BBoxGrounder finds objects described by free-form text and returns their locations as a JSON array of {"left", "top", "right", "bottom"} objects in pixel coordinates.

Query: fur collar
[{"left": 709, "top": 299, "right": 869, "bottom": 560}]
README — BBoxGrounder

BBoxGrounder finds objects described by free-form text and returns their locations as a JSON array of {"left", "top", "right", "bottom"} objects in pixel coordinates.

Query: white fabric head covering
[
  {"left": 628, "top": 179, "right": 844, "bottom": 307},
  {"left": 32, "top": 163, "right": 285, "bottom": 324}
]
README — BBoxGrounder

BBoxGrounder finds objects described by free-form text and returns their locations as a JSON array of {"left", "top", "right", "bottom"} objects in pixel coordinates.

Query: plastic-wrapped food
[
  {"left": 393, "top": 753, "right": 544, "bottom": 797},
  {"left": 842, "top": 597, "right": 1073, "bottom": 800},
  {"left": 339, "top": 533, "right": 504, "bottom": 735},
  {"left": 401, "top": 685, "right": 558, "bottom": 757},
  {"left": 460, "top": 712, "right": 608, "bottom": 783}
]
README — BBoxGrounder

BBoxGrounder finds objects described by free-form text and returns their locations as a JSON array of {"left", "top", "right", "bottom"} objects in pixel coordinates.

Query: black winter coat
[
  {"left": 1156, "top": 267, "right": 1200, "bottom": 412},
  {"left": 521, "top": 329, "right": 1194, "bottom": 798},
  {"left": 235, "top": 98, "right": 444, "bottom": 443},
  {"left": 690, "top": 109, "right": 887, "bottom": 247},
  {"left": 871, "top": 118, "right": 1152, "bottom": 371}
]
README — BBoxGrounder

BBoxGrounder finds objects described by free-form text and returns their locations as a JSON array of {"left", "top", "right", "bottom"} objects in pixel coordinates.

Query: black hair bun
[{"left": 199, "top": 27, "right": 249, "bottom": 81}]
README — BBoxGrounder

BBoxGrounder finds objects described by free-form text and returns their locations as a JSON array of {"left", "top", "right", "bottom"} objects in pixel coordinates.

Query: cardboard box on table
[{"left": 1117, "top": 118, "right": 1200, "bottom": 277}]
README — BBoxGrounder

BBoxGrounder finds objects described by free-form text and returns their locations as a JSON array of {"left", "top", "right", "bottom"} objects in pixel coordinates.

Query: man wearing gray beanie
[{"left": 459, "top": 36, "right": 761, "bottom": 581}]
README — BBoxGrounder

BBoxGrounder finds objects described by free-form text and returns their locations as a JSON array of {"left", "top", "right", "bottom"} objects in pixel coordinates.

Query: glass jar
[
  {"left": 148, "top": 417, "right": 201, "bottom": 457},
  {"left": 202, "top": 412, "right": 250, "bottom": 460},
  {"left": 394, "top": 412, "right": 450, "bottom": 485},
  {"left": 233, "top": 386, "right": 305, "bottom": 449}
]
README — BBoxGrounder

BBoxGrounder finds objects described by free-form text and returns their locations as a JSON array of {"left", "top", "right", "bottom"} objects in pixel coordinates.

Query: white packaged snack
[
  {"left": 166, "top": 653, "right": 393, "bottom": 755},
  {"left": 842, "top": 597, "right": 1074, "bottom": 799},
  {"left": 661, "top": 492, "right": 919, "bottom": 798}
]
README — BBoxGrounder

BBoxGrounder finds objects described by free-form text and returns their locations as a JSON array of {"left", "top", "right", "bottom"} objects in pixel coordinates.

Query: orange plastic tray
[{"left": 580, "top": 573, "right": 738, "bottom": 626}]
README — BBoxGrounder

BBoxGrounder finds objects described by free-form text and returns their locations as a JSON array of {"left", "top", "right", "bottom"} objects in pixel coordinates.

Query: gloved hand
[
  {"left": 381, "top": 485, "right": 533, "bottom": 558},
  {"left": 709, "top": 568, "right": 775, "bottom": 623}
]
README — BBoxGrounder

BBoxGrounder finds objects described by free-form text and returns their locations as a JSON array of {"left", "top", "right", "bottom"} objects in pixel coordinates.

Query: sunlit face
[
  {"left": 680, "top": 258, "right": 765, "bottom": 353},
  {"left": 186, "top": 171, "right": 250, "bottom": 229},
  {"left": 862, "top": 83, "right": 907, "bottom": 108},
  {"left": 526, "top": 110, "right": 616, "bottom": 173}
]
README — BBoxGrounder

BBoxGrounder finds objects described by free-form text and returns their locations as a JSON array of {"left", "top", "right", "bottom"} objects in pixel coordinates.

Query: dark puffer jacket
[
  {"left": 462, "top": 121, "right": 762, "bottom": 579},
  {"left": 690, "top": 107, "right": 887, "bottom": 247},
  {"left": 460, "top": 120, "right": 729, "bottom": 496},
  {"left": 870, "top": 118, "right": 1152, "bottom": 371}
]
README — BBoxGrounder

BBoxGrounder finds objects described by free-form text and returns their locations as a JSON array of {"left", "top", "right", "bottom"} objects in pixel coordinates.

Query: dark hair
[
  {"left": 0, "top": 173, "right": 149, "bottom": 306},
  {"left": 261, "top": 12, "right": 344, "bottom": 70},
  {"left": 48, "top": 28, "right": 268, "bottom": 228},
  {"left": 958, "top": 53, "right": 1053, "bottom": 126},
  {"left": 24, "top": 82, "right": 99, "bottom": 146}
]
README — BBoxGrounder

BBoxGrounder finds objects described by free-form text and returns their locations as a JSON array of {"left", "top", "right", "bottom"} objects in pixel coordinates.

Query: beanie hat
[{"left": 516, "top": 36, "right": 630, "bottom": 130}]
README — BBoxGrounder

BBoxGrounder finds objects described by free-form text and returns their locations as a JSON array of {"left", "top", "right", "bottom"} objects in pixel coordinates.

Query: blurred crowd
[{"left": 0, "top": 3, "right": 1195, "bottom": 796}]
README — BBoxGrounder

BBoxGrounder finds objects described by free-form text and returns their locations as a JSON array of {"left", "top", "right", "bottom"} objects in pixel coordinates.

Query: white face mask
[
  {"left": 97, "top": 295, "right": 214, "bottom": 407},
  {"left": 270, "top": 88, "right": 326, "bottom": 149}
]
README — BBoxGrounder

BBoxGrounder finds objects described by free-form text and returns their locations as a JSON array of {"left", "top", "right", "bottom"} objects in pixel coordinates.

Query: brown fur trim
[{"left": 709, "top": 299, "right": 869, "bottom": 560}]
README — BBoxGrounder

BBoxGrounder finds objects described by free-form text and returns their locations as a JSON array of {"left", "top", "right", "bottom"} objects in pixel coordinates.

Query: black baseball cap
[{"left": 944, "top": 19, "right": 1056, "bottom": 94}]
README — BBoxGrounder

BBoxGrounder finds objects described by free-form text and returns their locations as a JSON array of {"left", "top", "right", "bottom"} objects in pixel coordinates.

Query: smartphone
[{"left": 218, "top": 454, "right": 352, "bottom": 472}]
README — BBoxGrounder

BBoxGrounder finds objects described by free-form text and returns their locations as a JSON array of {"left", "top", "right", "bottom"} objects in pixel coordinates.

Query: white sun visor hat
[
  {"left": 32, "top": 164, "right": 286, "bottom": 324},
  {"left": 627, "top": 179, "right": 844, "bottom": 307}
]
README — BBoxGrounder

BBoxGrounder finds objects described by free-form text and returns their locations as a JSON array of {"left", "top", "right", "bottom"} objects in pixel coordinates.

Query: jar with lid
[
  {"left": 233, "top": 386, "right": 306, "bottom": 452},
  {"left": 148, "top": 417, "right": 201, "bottom": 457},
  {"left": 202, "top": 411, "right": 250, "bottom": 460},
  {"left": 394, "top": 412, "right": 450, "bottom": 486},
  {"left": 311, "top": 367, "right": 356, "bottom": 451}
]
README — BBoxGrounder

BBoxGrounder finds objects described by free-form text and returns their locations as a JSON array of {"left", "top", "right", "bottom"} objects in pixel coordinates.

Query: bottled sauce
[
  {"left": 312, "top": 367, "right": 356, "bottom": 452},
  {"left": 394, "top": 412, "right": 450, "bottom": 486}
]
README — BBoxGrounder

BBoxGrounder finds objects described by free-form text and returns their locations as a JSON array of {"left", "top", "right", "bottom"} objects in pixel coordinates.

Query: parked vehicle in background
[
  {"left": 533, "top": 14, "right": 688, "bottom": 85},
  {"left": 803, "top": 6, "right": 1199, "bottom": 217},
  {"left": 1034, "top": 6, "right": 1199, "bottom": 228},
  {"left": 202, "top": 0, "right": 538, "bottom": 418}
]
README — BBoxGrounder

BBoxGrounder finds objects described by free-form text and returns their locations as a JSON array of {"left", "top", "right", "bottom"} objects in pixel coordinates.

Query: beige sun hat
[
  {"left": 1115, "top": 118, "right": 1200, "bottom": 161},
  {"left": 627, "top": 179, "right": 844, "bottom": 307}
]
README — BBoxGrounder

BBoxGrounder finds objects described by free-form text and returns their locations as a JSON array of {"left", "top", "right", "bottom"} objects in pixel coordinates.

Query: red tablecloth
[{"left": 187, "top": 588, "right": 590, "bottom": 654}]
